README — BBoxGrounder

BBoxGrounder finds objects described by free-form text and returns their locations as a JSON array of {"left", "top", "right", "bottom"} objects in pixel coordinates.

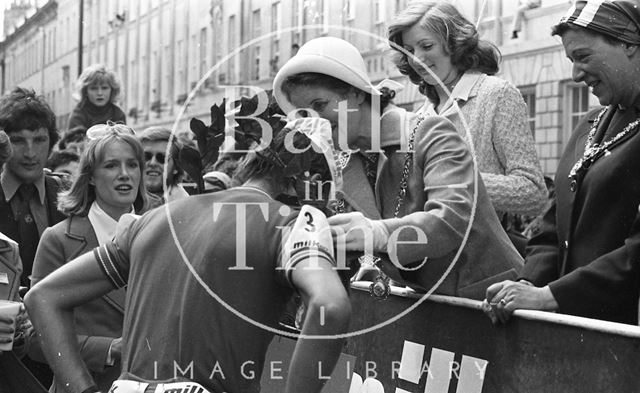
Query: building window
[
  {"left": 270, "top": 41, "right": 280, "bottom": 77},
  {"left": 321, "top": 0, "right": 329, "bottom": 33},
  {"left": 271, "top": 2, "right": 281, "bottom": 36},
  {"left": 394, "top": 0, "right": 406, "bottom": 14},
  {"left": 130, "top": 59, "right": 138, "bottom": 109},
  {"left": 308, "top": 0, "right": 329, "bottom": 33},
  {"left": 51, "top": 26, "right": 58, "bottom": 60},
  {"left": 484, "top": 0, "right": 495, "bottom": 19},
  {"left": 163, "top": 44, "right": 170, "bottom": 99},
  {"left": 213, "top": 7, "right": 223, "bottom": 65},
  {"left": 252, "top": 9, "right": 262, "bottom": 80},
  {"left": 142, "top": 54, "right": 149, "bottom": 115},
  {"left": 374, "top": 0, "right": 385, "bottom": 23},
  {"left": 253, "top": 46, "right": 261, "bottom": 80},
  {"left": 152, "top": 49, "right": 159, "bottom": 112},
  {"left": 569, "top": 85, "right": 591, "bottom": 131},
  {"left": 271, "top": 2, "right": 281, "bottom": 76},
  {"left": 228, "top": 15, "right": 236, "bottom": 83},
  {"left": 190, "top": 34, "right": 198, "bottom": 88},
  {"left": 130, "top": 0, "right": 138, "bottom": 20},
  {"left": 345, "top": 0, "right": 355, "bottom": 20},
  {"left": 570, "top": 86, "right": 590, "bottom": 129},
  {"left": 292, "top": 0, "right": 304, "bottom": 45},
  {"left": 519, "top": 85, "right": 536, "bottom": 138},
  {"left": 564, "top": 83, "right": 598, "bottom": 145},
  {"left": 176, "top": 40, "right": 184, "bottom": 96},
  {"left": 211, "top": 6, "right": 223, "bottom": 86},
  {"left": 200, "top": 27, "right": 207, "bottom": 79}
]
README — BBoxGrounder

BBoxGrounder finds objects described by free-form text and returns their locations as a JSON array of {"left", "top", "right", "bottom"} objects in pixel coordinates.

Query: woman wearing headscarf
[
  {"left": 273, "top": 37, "right": 523, "bottom": 300},
  {"left": 486, "top": 0, "right": 640, "bottom": 325}
]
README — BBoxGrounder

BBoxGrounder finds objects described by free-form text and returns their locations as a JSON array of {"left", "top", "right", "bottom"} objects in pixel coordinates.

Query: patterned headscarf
[{"left": 557, "top": 0, "right": 640, "bottom": 44}]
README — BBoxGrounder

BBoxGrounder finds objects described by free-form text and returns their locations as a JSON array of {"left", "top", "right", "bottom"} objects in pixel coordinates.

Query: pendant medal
[{"left": 369, "top": 272, "right": 391, "bottom": 300}]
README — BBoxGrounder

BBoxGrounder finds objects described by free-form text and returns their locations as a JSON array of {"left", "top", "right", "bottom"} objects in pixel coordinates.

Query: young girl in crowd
[{"left": 68, "top": 64, "right": 127, "bottom": 129}]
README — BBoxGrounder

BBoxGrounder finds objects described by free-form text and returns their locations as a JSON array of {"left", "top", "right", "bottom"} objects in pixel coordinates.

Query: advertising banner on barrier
[{"left": 262, "top": 285, "right": 640, "bottom": 393}]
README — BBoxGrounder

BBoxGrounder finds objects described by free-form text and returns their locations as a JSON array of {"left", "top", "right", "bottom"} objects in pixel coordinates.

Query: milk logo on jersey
[{"left": 283, "top": 205, "right": 335, "bottom": 269}]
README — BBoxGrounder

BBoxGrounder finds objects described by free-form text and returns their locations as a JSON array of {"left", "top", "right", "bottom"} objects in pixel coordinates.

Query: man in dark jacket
[
  {"left": 0, "top": 87, "right": 66, "bottom": 288},
  {"left": 0, "top": 116, "right": 47, "bottom": 393},
  {"left": 0, "top": 87, "right": 66, "bottom": 387}
]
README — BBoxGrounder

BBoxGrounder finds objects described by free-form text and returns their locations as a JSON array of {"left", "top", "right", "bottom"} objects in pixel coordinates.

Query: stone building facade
[{"left": 0, "top": 0, "right": 599, "bottom": 176}]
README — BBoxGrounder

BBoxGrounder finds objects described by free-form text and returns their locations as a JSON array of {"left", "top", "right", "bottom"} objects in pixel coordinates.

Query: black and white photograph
[{"left": 0, "top": 0, "right": 639, "bottom": 392}]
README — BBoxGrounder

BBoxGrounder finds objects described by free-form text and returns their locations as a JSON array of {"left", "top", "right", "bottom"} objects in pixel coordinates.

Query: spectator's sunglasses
[
  {"left": 86, "top": 122, "right": 135, "bottom": 140},
  {"left": 144, "top": 151, "right": 166, "bottom": 164}
]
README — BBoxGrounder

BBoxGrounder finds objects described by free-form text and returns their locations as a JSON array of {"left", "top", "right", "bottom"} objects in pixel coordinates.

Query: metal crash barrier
[{"left": 262, "top": 282, "right": 640, "bottom": 393}]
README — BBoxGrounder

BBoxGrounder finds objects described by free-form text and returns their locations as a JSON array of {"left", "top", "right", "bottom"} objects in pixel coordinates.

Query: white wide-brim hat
[{"left": 273, "top": 37, "right": 381, "bottom": 116}]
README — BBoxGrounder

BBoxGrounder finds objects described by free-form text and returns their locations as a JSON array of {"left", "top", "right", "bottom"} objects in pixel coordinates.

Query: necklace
[
  {"left": 332, "top": 115, "right": 425, "bottom": 300},
  {"left": 332, "top": 115, "right": 425, "bottom": 216},
  {"left": 334, "top": 149, "right": 354, "bottom": 171},
  {"left": 328, "top": 150, "right": 354, "bottom": 214},
  {"left": 568, "top": 108, "right": 640, "bottom": 192},
  {"left": 444, "top": 75, "right": 461, "bottom": 92},
  {"left": 394, "top": 115, "right": 425, "bottom": 216}
]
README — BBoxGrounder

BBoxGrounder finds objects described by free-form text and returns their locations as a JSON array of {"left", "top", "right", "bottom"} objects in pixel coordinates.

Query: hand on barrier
[{"left": 483, "top": 280, "right": 559, "bottom": 324}]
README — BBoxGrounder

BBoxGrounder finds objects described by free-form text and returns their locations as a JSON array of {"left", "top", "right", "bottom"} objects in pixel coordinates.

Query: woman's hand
[
  {"left": 328, "top": 212, "right": 389, "bottom": 253},
  {"left": 483, "top": 280, "right": 559, "bottom": 324}
]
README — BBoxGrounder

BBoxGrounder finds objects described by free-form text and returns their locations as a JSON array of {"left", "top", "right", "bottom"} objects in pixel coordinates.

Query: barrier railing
[{"left": 262, "top": 282, "right": 640, "bottom": 393}]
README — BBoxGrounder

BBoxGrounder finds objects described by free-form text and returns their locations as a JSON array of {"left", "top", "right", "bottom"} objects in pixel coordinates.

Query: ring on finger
[{"left": 499, "top": 298, "right": 507, "bottom": 306}]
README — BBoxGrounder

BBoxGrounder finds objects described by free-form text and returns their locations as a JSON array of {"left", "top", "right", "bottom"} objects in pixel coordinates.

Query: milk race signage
[{"left": 261, "top": 286, "right": 640, "bottom": 393}]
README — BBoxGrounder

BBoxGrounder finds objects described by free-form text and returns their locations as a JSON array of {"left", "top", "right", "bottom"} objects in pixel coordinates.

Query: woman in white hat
[{"left": 273, "top": 37, "right": 523, "bottom": 300}]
